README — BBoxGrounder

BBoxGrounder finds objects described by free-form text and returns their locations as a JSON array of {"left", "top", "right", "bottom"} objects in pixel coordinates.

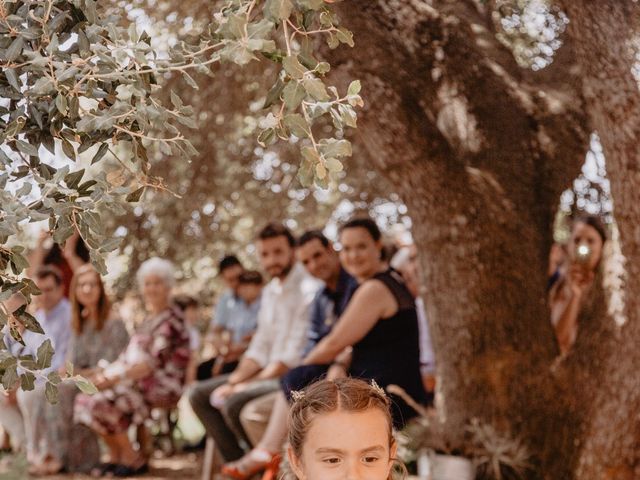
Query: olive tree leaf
[
  {"left": 283, "top": 56, "right": 307, "bottom": 80},
  {"left": 20, "top": 372, "right": 36, "bottom": 391},
  {"left": 73, "top": 375, "right": 98, "bottom": 395},
  {"left": 45, "top": 382, "right": 59, "bottom": 404},
  {"left": 36, "top": 339, "right": 54, "bottom": 370}
]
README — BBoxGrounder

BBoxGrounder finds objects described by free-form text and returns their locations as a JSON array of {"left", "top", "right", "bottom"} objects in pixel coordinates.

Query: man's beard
[{"left": 268, "top": 260, "right": 293, "bottom": 279}]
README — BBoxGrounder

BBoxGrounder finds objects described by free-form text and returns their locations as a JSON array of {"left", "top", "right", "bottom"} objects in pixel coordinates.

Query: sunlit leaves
[{"left": 0, "top": 0, "right": 361, "bottom": 394}]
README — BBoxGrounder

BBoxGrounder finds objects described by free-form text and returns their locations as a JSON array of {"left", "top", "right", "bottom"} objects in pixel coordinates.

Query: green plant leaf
[
  {"left": 302, "top": 77, "right": 330, "bottom": 101},
  {"left": 36, "top": 339, "right": 54, "bottom": 370},
  {"left": 284, "top": 113, "right": 309, "bottom": 138},
  {"left": 73, "top": 375, "right": 98, "bottom": 395},
  {"left": 283, "top": 81, "right": 306, "bottom": 110},
  {"left": 45, "top": 382, "right": 59, "bottom": 404},
  {"left": 283, "top": 56, "right": 307, "bottom": 80}
]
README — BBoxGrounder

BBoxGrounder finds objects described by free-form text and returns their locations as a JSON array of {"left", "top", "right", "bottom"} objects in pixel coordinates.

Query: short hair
[
  {"left": 136, "top": 257, "right": 175, "bottom": 289},
  {"left": 257, "top": 222, "right": 296, "bottom": 247},
  {"left": 573, "top": 214, "right": 607, "bottom": 244},
  {"left": 298, "top": 230, "right": 330, "bottom": 248},
  {"left": 218, "top": 255, "right": 242, "bottom": 274},
  {"left": 339, "top": 217, "right": 382, "bottom": 242},
  {"left": 173, "top": 294, "right": 199, "bottom": 311},
  {"left": 238, "top": 270, "right": 264, "bottom": 285},
  {"left": 35, "top": 265, "right": 63, "bottom": 286}
]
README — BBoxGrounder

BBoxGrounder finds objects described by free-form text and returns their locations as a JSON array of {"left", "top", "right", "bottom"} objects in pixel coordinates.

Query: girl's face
[
  {"left": 288, "top": 408, "right": 396, "bottom": 480},
  {"left": 75, "top": 270, "right": 101, "bottom": 309},
  {"left": 339, "top": 227, "right": 383, "bottom": 281},
  {"left": 568, "top": 222, "right": 603, "bottom": 270}
]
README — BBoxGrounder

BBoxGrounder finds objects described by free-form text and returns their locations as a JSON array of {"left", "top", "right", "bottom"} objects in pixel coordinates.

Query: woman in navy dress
[{"left": 298, "top": 217, "right": 428, "bottom": 427}]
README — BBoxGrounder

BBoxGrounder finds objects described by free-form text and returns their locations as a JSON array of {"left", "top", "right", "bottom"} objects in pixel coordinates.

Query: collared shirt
[
  {"left": 4, "top": 298, "right": 72, "bottom": 376},
  {"left": 244, "top": 263, "right": 321, "bottom": 369},
  {"left": 303, "top": 267, "right": 358, "bottom": 356},
  {"left": 211, "top": 290, "right": 260, "bottom": 344},
  {"left": 416, "top": 297, "right": 435, "bottom": 374}
]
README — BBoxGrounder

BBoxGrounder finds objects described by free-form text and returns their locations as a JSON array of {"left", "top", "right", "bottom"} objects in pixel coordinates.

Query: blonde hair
[
  {"left": 70, "top": 264, "right": 110, "bottom": 335},
  {"left": 287, "top": 378, "right": 405, "bottom": 480}
]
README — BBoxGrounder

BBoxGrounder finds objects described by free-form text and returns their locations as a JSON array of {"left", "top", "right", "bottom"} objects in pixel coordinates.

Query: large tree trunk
[
  {"left": 331, "top": 1, "right": 639, "bottom": 478},
  {"left": 560, "top": 2, "right": 640, "bottom": 478}
]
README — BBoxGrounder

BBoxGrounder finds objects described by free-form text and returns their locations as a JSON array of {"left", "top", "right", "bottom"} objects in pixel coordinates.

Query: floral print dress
[{"left": 74, "top": 306, "right": 190, "bottom": 435}]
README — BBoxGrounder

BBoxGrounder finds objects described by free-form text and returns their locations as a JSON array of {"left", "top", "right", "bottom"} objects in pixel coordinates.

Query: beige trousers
[{"left": 239, "top": 391, "right": 278, "bottom": 447}]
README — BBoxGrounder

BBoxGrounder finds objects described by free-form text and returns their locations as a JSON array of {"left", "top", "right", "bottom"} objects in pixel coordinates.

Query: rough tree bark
[
  {"left": 560, "top": 2, "right": 640, "bottom": 479},
  {"left": 329, "top": 1, "right": 638, "bottom": 478}
]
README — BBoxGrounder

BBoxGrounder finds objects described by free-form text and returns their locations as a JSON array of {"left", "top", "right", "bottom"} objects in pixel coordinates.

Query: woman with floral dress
[{"left": 74, "top": 257, "right": 190, "bottom": 477}]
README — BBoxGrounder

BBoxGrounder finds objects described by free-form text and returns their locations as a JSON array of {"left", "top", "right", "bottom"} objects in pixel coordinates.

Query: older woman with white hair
[{"left": 74, "top": 257, "right": 190, "bottom": 477}]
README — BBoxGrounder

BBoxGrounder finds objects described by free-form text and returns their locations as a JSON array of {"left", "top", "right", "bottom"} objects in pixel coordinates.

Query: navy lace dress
[{"left": 283, "top": 268, "right": 427, "bottom": 428}]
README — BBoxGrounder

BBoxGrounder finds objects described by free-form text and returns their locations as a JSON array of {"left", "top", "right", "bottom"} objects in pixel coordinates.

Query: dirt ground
[{"left": 0, "top": 451, "right": 202, "bottom": 480}]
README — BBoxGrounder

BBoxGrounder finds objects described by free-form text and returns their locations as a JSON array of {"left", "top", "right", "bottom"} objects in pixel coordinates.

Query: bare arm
[
  {"left": 26, "top": 231, "right": 49, "bottom": 278},
  {"left": 550, "top": 267, "right": 593, "bottom": 354},
  {"left": 255, "top": 361, "right": 289, "bottom": 380},
  {"left": 303, "top": 280, "right": 396, "bottom": 365},
  {"left": 61, "top": 232, "right": 86, "bottom": 272},
  {"left": 228, "top": 356, "right": 262, "bottom": 385}
]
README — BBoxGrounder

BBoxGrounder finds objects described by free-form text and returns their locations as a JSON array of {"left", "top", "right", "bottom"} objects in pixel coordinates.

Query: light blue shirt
[
  {"left": 211, "top": 290, "right": 259, "bottom": 344},
  {"left": 3, "top": 298, "right": 72, "bottom": 376}
]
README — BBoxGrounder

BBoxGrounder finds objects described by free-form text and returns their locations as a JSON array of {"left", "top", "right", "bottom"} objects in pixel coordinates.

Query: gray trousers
[{"left": 187, "top": 374, "right": 279, "bottom": 461}]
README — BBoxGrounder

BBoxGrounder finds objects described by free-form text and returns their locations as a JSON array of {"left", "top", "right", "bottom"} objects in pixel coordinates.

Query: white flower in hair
[{"left": 291, "top": 390, "right": 305, "bottom": 402}]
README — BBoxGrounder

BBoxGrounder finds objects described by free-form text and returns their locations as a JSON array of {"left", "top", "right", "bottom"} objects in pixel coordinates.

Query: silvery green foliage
[{"left": 0, "top": 0, "right": 360, "bottom": 392}]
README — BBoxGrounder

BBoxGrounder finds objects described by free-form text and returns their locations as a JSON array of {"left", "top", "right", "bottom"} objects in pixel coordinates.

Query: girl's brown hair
[
  {"left": 70, "top": 264, "right": 110, "bottom": 335},
  {"left": 288, "top": 378, "right": 403, "bottom": 479}
]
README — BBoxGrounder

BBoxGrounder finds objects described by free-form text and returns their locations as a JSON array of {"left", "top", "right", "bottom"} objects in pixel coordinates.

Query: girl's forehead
[{"left": 304, "top": 408, "right": 390, "bottom": 450}]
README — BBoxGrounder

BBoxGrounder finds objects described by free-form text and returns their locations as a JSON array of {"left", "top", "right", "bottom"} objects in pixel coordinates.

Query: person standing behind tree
[{"left": 549, "top": 215, "right": 607, "bottom": 355}]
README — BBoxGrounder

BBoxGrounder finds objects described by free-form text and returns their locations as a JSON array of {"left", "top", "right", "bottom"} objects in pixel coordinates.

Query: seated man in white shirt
[
  {"left": 0, "top": 267, "right": 72, "bottom": 463},
  {"left": 187, "top": 223, "right": 320, "bottom": 462}
]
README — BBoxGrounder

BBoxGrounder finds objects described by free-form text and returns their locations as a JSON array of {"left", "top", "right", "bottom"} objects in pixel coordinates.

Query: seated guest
[
  {"left": 296, "top": 217, "right": 428, "bottom": 425},
  {"left": 0, "top": 293, "right": 29, "bottom": 454},
  {"left": 197, "top": 271, "right": 263, "bottom": 381},
  {"left": 222, "top": 230, "right": 357, "bottom": 479},
  {"left": 549, "top": 215, "right": 607, "bottom": 354},
  {"left": 391, "top": 244, "right": 436, "bottom": 395},
  {"left": 198, "top": 255, "right": 258, "bottom": 380},
  {"left": 27, "top": 265, "right": 129, "bottom": 475},
  {"left": 188, "top": 223, "right": 320, "bottom": 463},
  {"left": 74, "top": 258, "right": 190, "bottom": 477},
  {"left": 1, "top": 267, "right": 72, "bottom": 471},
  {"left": 173, "top": 294, "right": 203, "bottom": 384}
]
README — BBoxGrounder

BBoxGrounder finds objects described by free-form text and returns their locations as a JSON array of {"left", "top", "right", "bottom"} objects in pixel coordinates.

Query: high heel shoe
[{"left": 220, "top": 449, "right": 280, "bottom": 480}]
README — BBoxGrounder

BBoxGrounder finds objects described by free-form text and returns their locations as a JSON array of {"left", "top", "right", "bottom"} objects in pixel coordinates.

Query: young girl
[{"left": 286, "top": 378, "right": 404, "bottom": 480}]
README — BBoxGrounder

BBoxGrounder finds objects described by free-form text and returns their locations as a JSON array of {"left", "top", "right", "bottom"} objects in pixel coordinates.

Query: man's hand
[
  {"left": 327, "top": 364, "right": 347, "bottom": 380},
  {"left": 210, "top": 383, "right": 235, "bottom": 408}
]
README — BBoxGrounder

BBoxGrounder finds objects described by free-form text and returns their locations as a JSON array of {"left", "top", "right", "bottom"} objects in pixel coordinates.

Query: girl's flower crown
[{"left": 291, "top": 379, "right": 387, "bottom": 402}]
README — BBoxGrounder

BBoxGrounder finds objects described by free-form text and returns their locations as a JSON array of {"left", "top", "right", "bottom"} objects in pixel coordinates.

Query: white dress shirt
[{"left": 244, "top": 263, "right": 321, "bottom": 369}]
